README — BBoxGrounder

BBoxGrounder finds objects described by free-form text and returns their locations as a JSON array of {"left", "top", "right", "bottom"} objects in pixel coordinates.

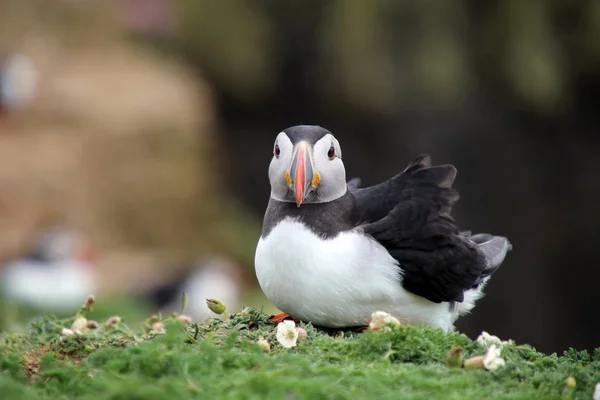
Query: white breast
[{"left": 255, "top": 218, "right": 464, "bottom": 330}]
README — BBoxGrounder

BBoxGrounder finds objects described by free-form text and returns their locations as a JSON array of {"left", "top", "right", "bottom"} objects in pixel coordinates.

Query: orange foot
[{"left": 270, "top": 312, "right": 301, "bottom": 324}]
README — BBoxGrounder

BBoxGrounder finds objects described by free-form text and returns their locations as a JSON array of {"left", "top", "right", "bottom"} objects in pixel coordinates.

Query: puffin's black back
[
  {"left": 352, "top": 155, "right": 488, "bottom": 303},
  {"left": 142, "top": 266, "right": 192, "bottom": 310}
]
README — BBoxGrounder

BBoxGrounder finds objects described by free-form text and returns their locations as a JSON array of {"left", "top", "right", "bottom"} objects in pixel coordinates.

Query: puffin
[
  {"left": 254, "top": 125, "right": 511, "bottom": 332},
  {"left": 0, "top": 227, "right": 98, "bottom": 313},
  {"left": 143, "top": 256, "right": 246, "bottom": 321}
]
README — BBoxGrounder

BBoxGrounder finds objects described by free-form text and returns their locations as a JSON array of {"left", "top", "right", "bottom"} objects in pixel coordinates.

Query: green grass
[{"left": 1, "top": 304, "right": 599, "bottom": 400}]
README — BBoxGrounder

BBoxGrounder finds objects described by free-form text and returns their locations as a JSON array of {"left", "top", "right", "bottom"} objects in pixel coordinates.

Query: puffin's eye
[
  {"left": 327, "top": 145, "right": 336, "bottom": 160},
  {"left": 274, "top": 144, "right": 280, "bottom": 158}
]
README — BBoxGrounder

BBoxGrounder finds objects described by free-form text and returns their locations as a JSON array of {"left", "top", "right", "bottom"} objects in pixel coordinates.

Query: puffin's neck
[{"left": 262, "top": 190, "right": 358, "bottom": 239}]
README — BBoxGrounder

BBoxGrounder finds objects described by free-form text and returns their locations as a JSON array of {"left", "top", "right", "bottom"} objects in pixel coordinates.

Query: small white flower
[
  {"left": 476, "top": 331, "right": 513, "bottom": 347},
  {"left": 60, "top": 328, "right": 75, "bottom": 337},
  {"left": 276, "top": 320, "right": 299, "bottom": 348},
  {"left": 60, "top": 327, "right": 81, "bottom": 341},
  {"left": 71, "top": 317, "right": 88, "bottom": 334},
  {"left": 593, "top": 382, "right": 600, "bottom": 400},
  {"left": 482, "top": 344, "right": 506, "bottom": 371},
  {"left": 368, "top": 311, "right": 401, "bottom": 331}
]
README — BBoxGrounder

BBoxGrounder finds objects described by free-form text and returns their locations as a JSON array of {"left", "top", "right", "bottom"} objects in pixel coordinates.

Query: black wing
[{"left": 352, "top": 155, "right": 487, "bottom": 303}]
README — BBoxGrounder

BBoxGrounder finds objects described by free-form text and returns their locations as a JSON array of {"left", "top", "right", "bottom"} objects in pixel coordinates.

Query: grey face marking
[{"left": 283, "top": 125, "right": 331, "bottom": 146}]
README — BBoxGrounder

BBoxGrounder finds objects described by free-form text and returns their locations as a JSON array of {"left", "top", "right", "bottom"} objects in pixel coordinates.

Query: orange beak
[{"left": 289, "top": 142, "right": 315, "bottom": 207}]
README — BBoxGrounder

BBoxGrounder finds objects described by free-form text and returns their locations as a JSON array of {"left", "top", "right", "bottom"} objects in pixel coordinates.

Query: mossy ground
[{"left": 1, "top": 305, "right": 599, "bottom": 400}]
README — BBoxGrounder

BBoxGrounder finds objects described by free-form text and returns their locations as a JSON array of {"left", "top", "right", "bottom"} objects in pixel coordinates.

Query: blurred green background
[{"left": 0, "top": 0, "right": 599, "bottom": 354}]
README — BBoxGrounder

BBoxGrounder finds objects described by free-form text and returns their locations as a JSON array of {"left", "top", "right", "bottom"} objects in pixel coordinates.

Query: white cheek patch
[
  {"left": 309, "top": 135, "right": 347, "bottom": 203},
  {"left": 312, "top": 135, "right": 334, "bottom": 165},
  {"left": 268, "top": 132, "right": 296, "bottom": 202},
  {"left": 276, "top": 132, "right": 294, "bottom": 161}
]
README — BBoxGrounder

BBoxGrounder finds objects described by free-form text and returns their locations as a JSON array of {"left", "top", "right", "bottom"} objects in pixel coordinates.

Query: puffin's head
[
  {"left": 31, "top": 226, "right": 99, "bottom": 268},
  {"left": 268, "top": 125, "right": 346, "bottom": 207}
]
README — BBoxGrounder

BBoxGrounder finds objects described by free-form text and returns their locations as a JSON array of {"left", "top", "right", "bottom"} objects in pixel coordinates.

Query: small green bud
[
  {"left": 82, "top": 295, "right": 95, "bottom": 312},
  {"left": 105, "top": 316, "right": 122, "bottom": 328},
  {"left": 206, "top": 298, "right": 226, "bottom": 315},
  {"left": 446, "top": 345, "right": 464, "bottom": 368},
  {"left": 147, "top": 315, "right": 160, "bottom": 325},
  {"left": 86, "top": 320, "right": 100, "bottom": 330}
]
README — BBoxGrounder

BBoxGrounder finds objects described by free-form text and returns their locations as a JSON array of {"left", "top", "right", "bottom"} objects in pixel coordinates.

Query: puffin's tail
[{"left": 466, "top": 233, "right": 512, "bottom": 276}]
